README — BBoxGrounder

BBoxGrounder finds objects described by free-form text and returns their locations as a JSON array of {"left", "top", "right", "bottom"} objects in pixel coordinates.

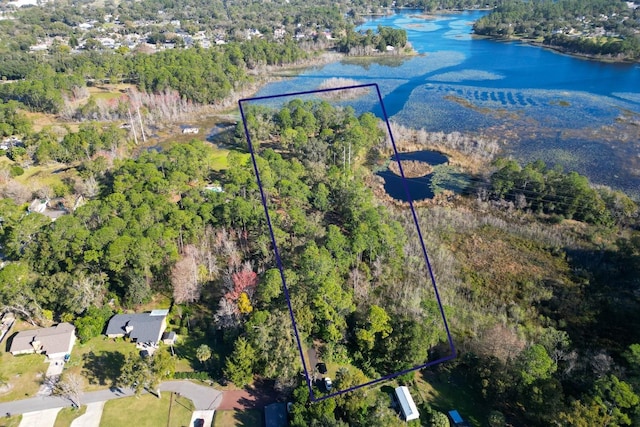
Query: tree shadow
[
  {"left": 237, "top": 379, "right": 278, "bottom": 409},
  {"left": 4, "top": 332, "right": 18, "bottom": 353},
  {"left": 82, "top": 351, "right": 125, "bottom": 386},
  {"left": 232, "top": 409, "right": 263, "bottom": 427},
  {"left": 173, "top": 337, "right": 200, "bottom": 370}
]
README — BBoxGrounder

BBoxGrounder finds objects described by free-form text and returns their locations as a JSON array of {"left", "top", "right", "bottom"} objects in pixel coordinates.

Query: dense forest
[
  {"left": 2, "top": 94, "right": 639, "bottom": 424},
  {"left": 0, "top": 0, "right": 639, "bottom": 425},
  {"left": 0, "top": 41, "right": 307, "bottom": 114},
  {"left": 473, "top": 0, "right": 640, "bottom": 60}
]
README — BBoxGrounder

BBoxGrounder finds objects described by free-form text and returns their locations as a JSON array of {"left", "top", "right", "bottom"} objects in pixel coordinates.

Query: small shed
[
  {"left": 161, "top": 331, "right": 176, "bottom": 345},
  {"left": 448, "top": 410, "right": 471, "bottom": 426},
  {"left": 395, "top": 386, "right": 419, "bottom": 421}
]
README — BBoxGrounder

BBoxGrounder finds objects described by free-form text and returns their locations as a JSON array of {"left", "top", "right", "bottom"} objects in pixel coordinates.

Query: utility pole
[
  {"left": 128, "top": 108, "right": 138, "bottom": 145},
  {"left": 136, "top": 106, "right": 146, "bottom": 143},
  {"left": 343, "top": 146, "right": 346, "bottom": 170}
]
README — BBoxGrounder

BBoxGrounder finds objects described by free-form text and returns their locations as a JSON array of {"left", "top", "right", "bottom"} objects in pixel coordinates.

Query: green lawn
[
  {"left": 172, "top": 336, "right": 201, "bottom": 373},
  {"left": 54, "top": 406, "right": 86, "bottom": 427},
  {"left": 0, "top": 414, "right": 21, "bottom": 427},
  {"left": 0, "top": 351, "right": 47, "bottom": 403},
  {"left": 10, "top": 161, "right": 76, "bottom": 192},
  {"left": 65, "top": 336, "right": 137, "bottom": 391},
  {"left": 100, "top": 393, "right": 194, "bottom": 427},
  {"left": 213, "top": 409, "right": 262, "bottom": 427},
  {"left": 209, "top": 146, "right": 233, "bottom": 171}
]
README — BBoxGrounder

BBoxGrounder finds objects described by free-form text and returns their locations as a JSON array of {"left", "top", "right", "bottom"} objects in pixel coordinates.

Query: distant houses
[
  {"left": 9, "top": 323, "right": 76, "bottom": 359},
  {"left": 105, "top": 309, "right": 169, "bottom": 348}
]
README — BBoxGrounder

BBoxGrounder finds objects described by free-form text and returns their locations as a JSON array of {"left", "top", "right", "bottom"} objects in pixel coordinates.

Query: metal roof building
[{"left": 395, "top": 386, "right": 419, "bottom": 421}]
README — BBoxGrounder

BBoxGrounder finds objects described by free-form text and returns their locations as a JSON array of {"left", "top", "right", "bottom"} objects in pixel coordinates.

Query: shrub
[
  {"left": 174, "top": 371, "right": 212, "bottom": 381},
  {"left": 9, "top": 165, "right": 24, "bottom": 177}
]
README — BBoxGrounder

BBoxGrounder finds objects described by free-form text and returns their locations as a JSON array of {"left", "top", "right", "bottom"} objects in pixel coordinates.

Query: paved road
[
  {"left": 0, "top": 380, "right": 222, "bottom": 416},
  {"left": 18, "top": 408, "right": 61, "bottom": 427},
  {"left": 159, "top": 381, "right": 223, "bottom": 410}
]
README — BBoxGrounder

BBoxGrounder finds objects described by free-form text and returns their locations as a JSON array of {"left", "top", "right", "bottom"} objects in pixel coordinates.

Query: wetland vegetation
[{"left": 0, "top": 1, "right": 639, "bottom": 426}]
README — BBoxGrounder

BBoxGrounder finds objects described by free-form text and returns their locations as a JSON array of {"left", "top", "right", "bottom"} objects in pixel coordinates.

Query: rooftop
[
  {"left": 9, "top": 323, "right": 75, "bottom": 355},
  {"left": 106, "top": 312, "right": 167, "bottom": 344}
]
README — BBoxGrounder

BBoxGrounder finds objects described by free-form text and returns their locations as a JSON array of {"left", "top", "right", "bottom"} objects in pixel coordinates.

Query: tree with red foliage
[{"left": 224, "top": 268, "right": 257, "bottom": 303}]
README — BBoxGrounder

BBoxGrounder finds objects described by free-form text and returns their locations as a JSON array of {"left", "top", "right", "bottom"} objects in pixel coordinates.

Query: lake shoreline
[{"left": 473, "top": 34, "right": 640, "bottom": 64}]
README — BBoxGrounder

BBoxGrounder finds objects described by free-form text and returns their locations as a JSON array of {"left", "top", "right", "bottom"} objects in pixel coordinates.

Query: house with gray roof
[
  {"left": 9, "top": 323, "right": 76, "bottom": 359},
  {"left": 105, "top": 309, "right": 169, "bottom": 347}
]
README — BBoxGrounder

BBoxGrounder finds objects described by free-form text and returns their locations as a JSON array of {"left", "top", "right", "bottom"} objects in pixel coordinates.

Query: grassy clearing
[
  {"left": 100, "top": 392, "right": 194, "bottom": 427},
  {"left": 209, "top": 146, "right": 232, "bottom": 171},
  {"left": 415, "top": 371, "right": 486, "bottom": 427},
  {"left": 0, "top": 414, "right": 21, "bottom": 427},
  {"left": 12, "top": 162, "right": 78, "bottom": 192},
  {"left": 65, "top": 335, "right": 137, "bottom": 392},
  {"left": 172, "top": 335, "right": 208, "bottom": 373},
  {"left": 54, "top": 405, "right": 86, "bottom": 427},
  {"left": 21, "top": 111, "right": 74, "bottom": 133},
  {"left": 213, "top": 409, "right": 262, "bottom": 427},
  {"left": 87, "top": 84, "right": 132, "bottom": 102},
  {"left": 0, "top": 345, "right": 47, "bottom": 403}
]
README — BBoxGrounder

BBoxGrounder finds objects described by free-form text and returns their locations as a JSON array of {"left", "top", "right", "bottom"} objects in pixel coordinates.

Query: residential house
[
  {"left": 9, "top": 323, "right": 76, "bottom": 359},
  {"left": 105, "top": 309, "right": 169, "bottom": 348},
  {"left": 28, "top": 198, "right": 68, "bottom": 221}
]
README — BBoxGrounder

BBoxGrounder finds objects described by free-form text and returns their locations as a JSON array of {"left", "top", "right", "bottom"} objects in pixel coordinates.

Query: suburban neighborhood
[{"left": 0, "top": 309, "right": 268, "bottom": 427}]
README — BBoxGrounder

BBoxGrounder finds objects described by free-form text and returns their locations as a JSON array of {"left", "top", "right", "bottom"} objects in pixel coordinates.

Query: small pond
[{"left": 376, "top": 150, "right": 449, "bottom": 201}]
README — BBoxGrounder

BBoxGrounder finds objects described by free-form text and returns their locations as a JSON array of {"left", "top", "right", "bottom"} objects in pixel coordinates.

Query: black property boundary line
[{"left": 239, "top": 83, "right": 456, "bottom": 402}]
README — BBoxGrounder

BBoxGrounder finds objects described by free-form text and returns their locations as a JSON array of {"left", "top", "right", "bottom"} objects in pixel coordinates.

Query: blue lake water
[
  {"left": 377, "top": 150, "right": 449, "bottom": 201},
  {"left": 255, "top": 10, "right": 640, "bottom": 198}
]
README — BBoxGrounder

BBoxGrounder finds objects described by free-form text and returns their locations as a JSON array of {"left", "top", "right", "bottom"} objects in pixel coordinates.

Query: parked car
[{"left": 324, "top": 377, "right": 332, "bottom": 391}]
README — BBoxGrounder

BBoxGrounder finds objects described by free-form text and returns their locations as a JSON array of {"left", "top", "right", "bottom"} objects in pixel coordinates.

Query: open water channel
[{"left": 255, "top": 10, "right": 640, "bottom": 199}]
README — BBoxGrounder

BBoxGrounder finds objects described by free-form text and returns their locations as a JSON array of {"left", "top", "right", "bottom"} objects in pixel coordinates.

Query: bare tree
[
  {"left": 590, "top": 351, "right": 613, "bottom": 378},
  {"left": 53, "top": 373, "right": 84, "bottom": 407},
  {"left": 474, "top": 324, "right": 526, "bottom": 362},
  {"left": 171, "top": 245, "right": 201, "bottom": 304}
]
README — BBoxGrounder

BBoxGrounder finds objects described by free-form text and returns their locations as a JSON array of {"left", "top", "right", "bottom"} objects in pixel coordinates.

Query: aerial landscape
[{"left": 0, "top": 0, "right": 639, "bottom": 426}]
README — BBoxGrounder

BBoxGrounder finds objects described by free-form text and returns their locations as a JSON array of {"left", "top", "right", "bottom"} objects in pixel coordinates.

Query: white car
[{"left": 324, "top": 377, "right": 332, "bottom": 391}]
